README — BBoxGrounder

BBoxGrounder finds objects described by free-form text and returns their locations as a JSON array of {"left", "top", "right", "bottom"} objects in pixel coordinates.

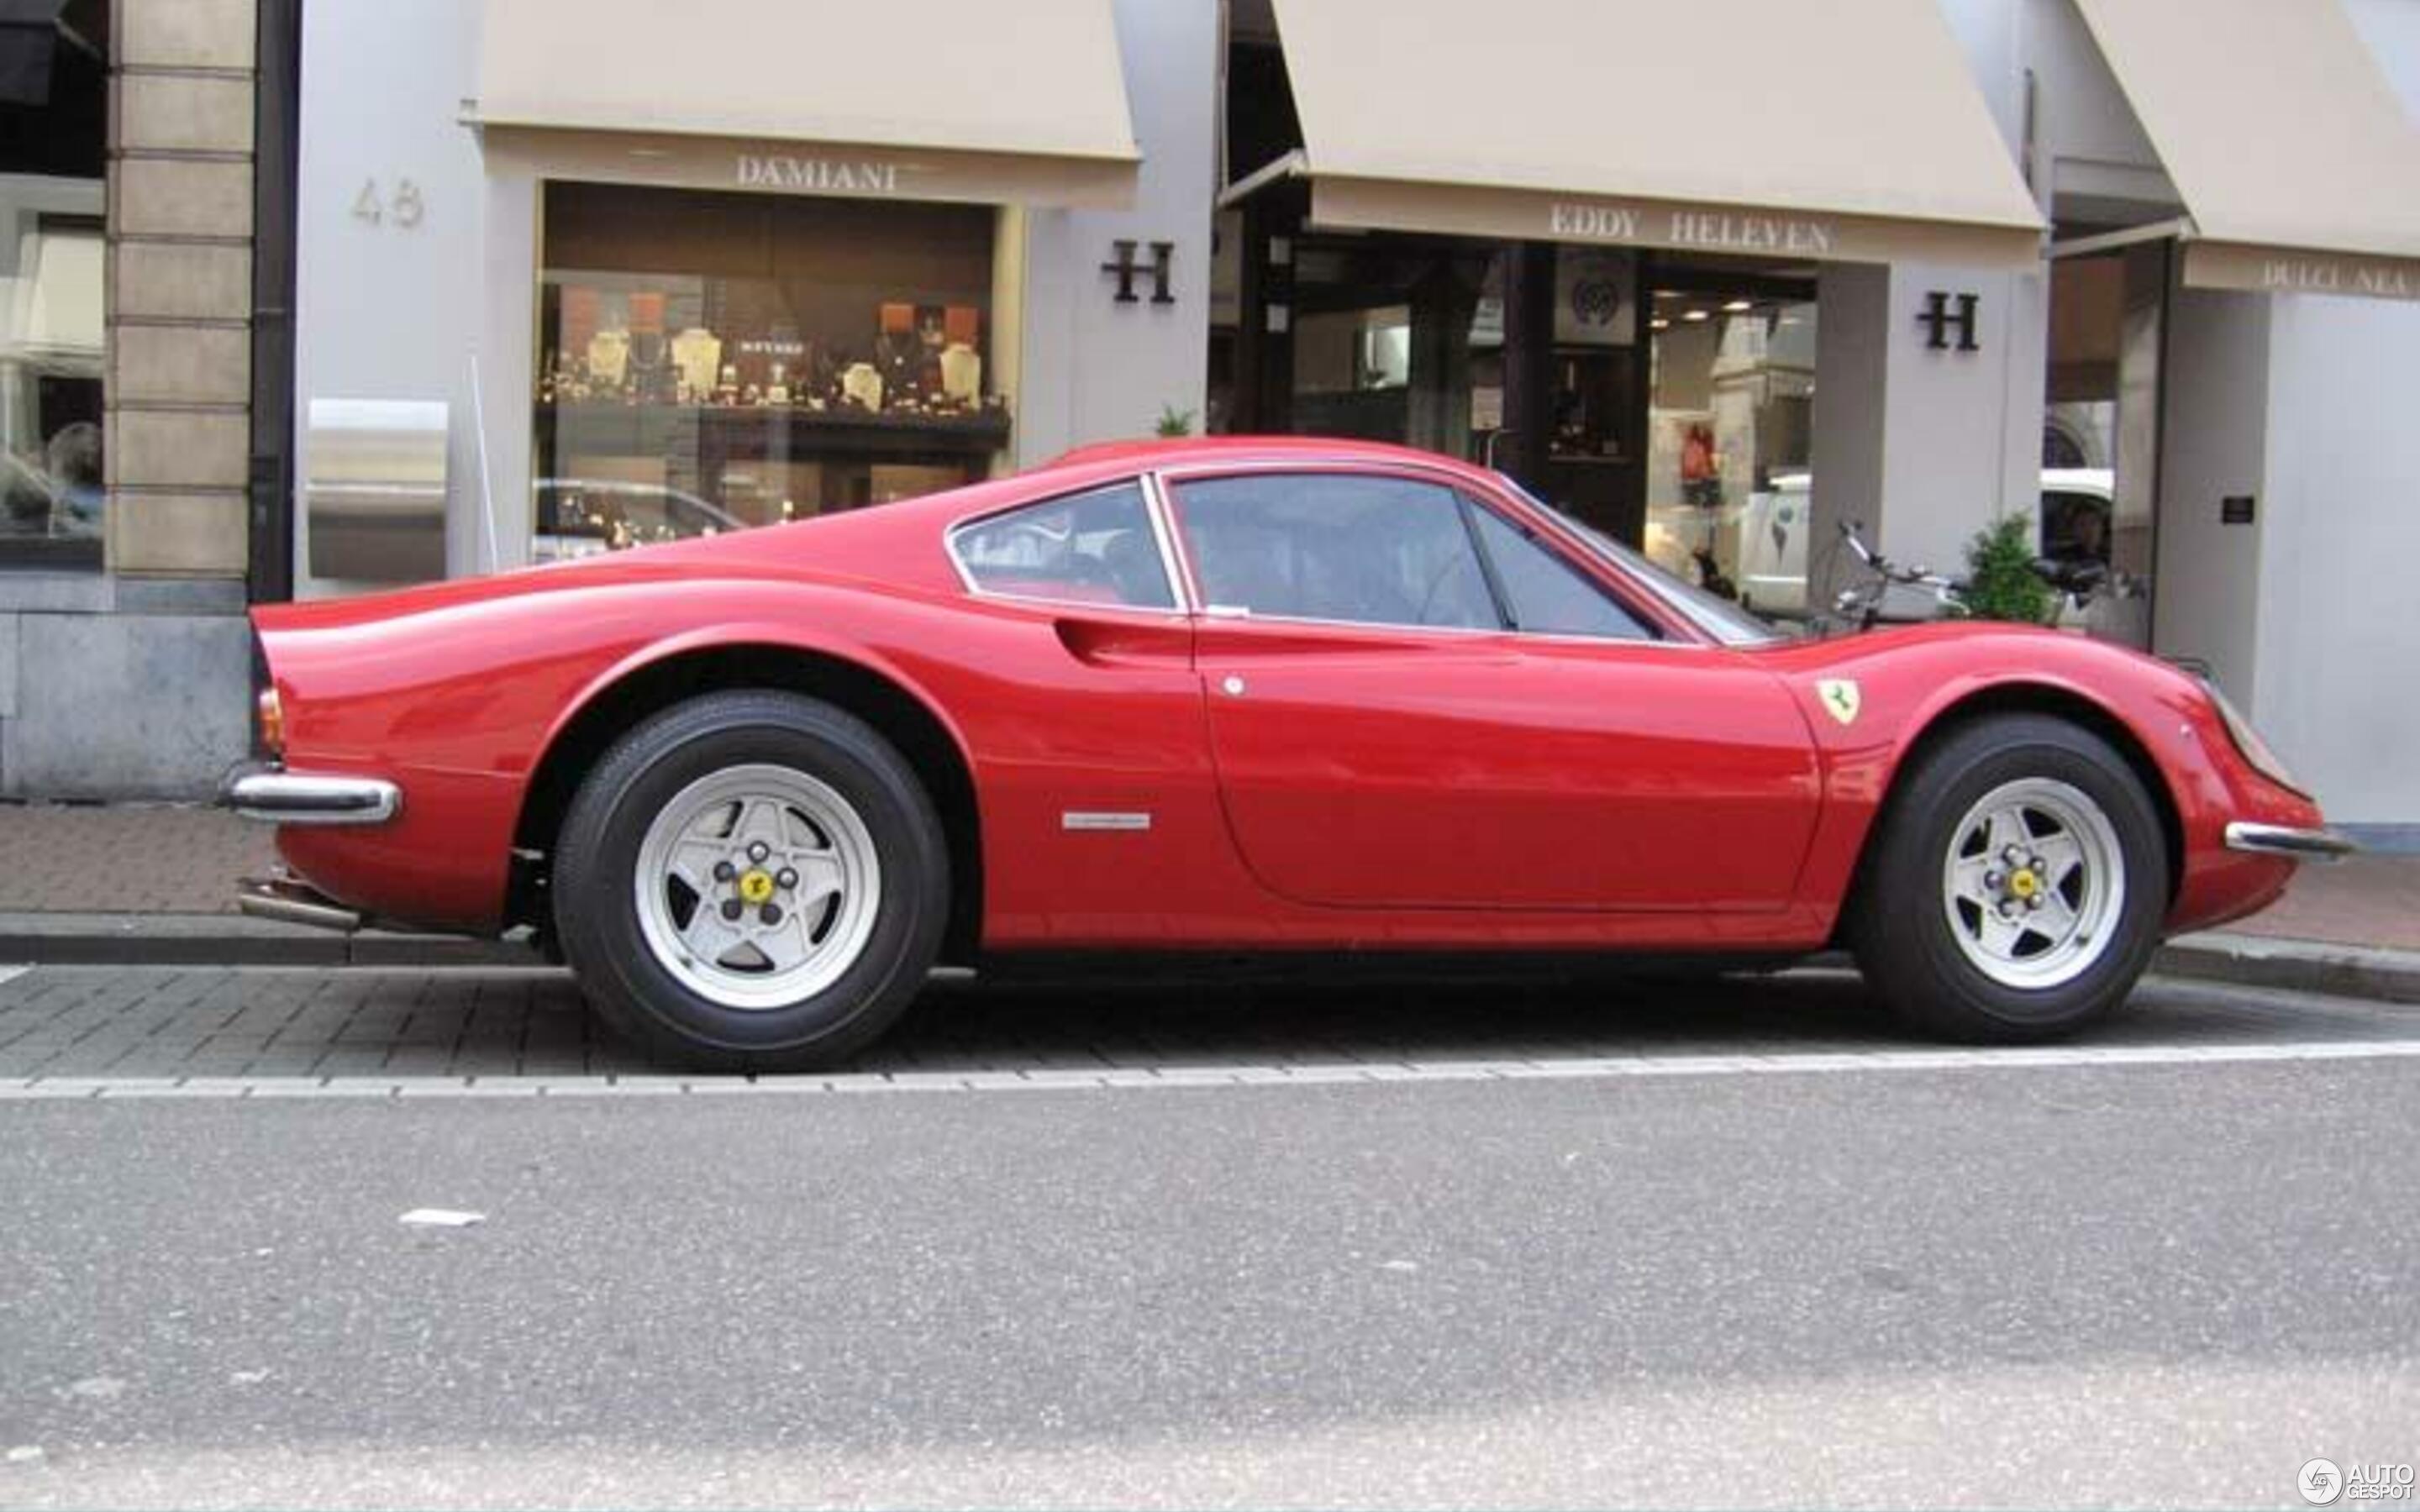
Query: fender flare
[
  {"left": 534, "top": 617, "right": 978, "bottom": 786},
  {"left": 1802, "top": 669, "right": 2194, "bottom": 932}
]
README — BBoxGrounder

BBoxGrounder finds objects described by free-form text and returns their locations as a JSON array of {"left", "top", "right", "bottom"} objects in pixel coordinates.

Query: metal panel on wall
[{"left": 304, "top": 397, "right": 447, "bottom": 581}]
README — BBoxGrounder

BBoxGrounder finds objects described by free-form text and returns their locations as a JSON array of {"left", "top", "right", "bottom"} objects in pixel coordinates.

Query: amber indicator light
[{"left": 256, "top": 686, "right": 286, "bottom": 757}]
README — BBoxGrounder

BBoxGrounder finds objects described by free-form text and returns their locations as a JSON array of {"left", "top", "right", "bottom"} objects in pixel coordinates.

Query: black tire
[
  {"left": 553, "top": 690, "right": 949, "bottom": 1072},
  {"left": 1848, "top": 712, "right": 2168, "bottom": 1042}
]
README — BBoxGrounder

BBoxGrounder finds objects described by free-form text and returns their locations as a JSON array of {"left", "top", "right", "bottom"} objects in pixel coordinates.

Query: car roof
[
  {"left": 621, "top": 438, "right": 1518, "bottom": 593},
  {"left": 1048, "top": 434, "right": 1499, "bottom": 484}
]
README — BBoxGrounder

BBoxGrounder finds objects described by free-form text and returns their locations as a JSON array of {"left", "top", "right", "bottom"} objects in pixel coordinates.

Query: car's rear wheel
[
  {"left": 1849, "top": 712, "right": 2168, "bottom": 1041},
  {"left": 553, "top": 690, "right": 947, "bottom": 1071}
]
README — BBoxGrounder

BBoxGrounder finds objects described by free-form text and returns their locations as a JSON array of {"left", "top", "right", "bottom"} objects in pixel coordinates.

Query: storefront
[
  {"left": 289, "top": 0, "right": 1212, "bottom": 593},
  {"left": 1211, "top": 0, "right": 2044, "bottom": 621},
  {"left": 2021, "top": 0, "right": 2420, "bottom": 836},
  {"left": 1194, "top": 0, "right": 2420, "bottom": 840},
  {"left": 9, "top": 0, "right": 2409, "bottom": 839}
]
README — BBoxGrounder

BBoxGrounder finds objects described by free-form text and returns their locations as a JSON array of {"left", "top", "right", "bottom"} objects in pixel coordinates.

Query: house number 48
[{"left": 352, "top": 177, "right": 425, "bottom": 229}]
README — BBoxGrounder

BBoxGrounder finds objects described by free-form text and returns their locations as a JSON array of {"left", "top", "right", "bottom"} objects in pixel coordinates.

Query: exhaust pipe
[{"left": 236, "top": 873, "right": 364, "bottom": 933}]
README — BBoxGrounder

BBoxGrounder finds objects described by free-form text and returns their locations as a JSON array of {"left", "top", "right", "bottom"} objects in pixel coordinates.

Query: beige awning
[
  {"left": 1255, "top": 0, "right": 2044, "bottom": 270},
  {"left": 472, "top": 0, "right": 1139, "bottom": 208},
  {"left": 2075, "top": 0, "right": 2420, "bottom": 302}
]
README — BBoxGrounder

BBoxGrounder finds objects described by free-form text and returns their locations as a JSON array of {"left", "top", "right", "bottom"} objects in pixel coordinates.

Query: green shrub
[
  {"left": 1960, "top": 513, "right": 2055, "bottom": 624},
  {"left": 1154, "top": 404, "right": 1196, "bottom": 438}
]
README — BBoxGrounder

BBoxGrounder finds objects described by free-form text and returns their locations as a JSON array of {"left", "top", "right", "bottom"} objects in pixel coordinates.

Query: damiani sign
[
  {"left": 1550, "top": 202, "right": 1836, "bottom": 256},
  {"left": 735, "top": 155, "right": 900, "bottom": 194}
]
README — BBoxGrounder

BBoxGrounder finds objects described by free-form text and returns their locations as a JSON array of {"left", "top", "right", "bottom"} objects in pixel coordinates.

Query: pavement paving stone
[
  {"left": 0, "top": 960, "right": 2415, "bottom": 1088},
  {"left": 0, "top": 805, "right": 272, "bottom": 913}
]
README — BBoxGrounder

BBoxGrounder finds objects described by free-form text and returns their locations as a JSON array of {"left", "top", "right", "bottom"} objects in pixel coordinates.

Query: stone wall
[{"left": 108, "top": 0, "right": 255, "bottom": 574}]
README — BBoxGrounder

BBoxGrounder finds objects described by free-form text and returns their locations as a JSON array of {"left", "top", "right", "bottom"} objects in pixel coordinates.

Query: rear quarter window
[{"left": 951, "top": 482, "right": 1176, "bottom": 609}]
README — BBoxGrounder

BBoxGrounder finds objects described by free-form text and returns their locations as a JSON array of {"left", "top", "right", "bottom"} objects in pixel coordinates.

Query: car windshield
[{"left": 1494, "top": 475, "right": 1788, "bottom": 647}]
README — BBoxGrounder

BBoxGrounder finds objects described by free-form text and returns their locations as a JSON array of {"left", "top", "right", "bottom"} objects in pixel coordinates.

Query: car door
[{"left": 1165, "top": 467, "right": 1820, "bottom": 912}]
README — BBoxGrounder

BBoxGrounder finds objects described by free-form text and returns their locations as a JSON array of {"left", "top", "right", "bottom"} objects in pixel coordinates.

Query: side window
[
  {"left": 951, "top": 482, "right": 1176, "bottom": 609},
  {"left": 1173, "top": 473, "right": 1497, "bottom": 631},
  {"left": 1466, "top": 504, "right": 1655, "bottom": 640}
]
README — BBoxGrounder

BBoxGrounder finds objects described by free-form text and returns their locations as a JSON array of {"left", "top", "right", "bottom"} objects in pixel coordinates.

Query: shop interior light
[
  {"left": 1682, "top": 308, "right": 1711, "bottom": 322},
  {"left": 1649, "top": 317, "right": 1670, "bottom": 330},
  {"left": 1723, "top": 298, "right": 1754, "bottom": 312}
]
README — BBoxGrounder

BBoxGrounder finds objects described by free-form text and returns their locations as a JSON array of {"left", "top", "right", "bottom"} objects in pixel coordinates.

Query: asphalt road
[{"left": 1, "top": 966, "right": 2415, "bottom": 1509}]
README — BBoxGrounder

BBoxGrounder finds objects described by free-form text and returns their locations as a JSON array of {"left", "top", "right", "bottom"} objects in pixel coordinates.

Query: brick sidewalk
[
  {"left": 2219, "top": 855, "right": 2420, "bottom": 952},
  {"left": 0, "top": 805, "right": 271, "bottom": 915},
  {"left": 2, "top": 964, "right": 2414, "bottom": 1086},
  {"left": 0, "top": 801, "right": 2412, "bottom": 951}
]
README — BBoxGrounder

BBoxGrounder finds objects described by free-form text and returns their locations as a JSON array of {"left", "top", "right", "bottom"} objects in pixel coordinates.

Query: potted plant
[{"left": 1959, "top": 513, "right": 2056, "bottom": 624}]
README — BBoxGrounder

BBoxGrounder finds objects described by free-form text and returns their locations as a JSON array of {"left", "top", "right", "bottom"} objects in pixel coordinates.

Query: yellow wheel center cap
[
  {"left": 2008, "top": 869, "right": 2040, "bottom": 900},
  {"left": 738, "top": 869, "right": 776, "bottom": 906}
]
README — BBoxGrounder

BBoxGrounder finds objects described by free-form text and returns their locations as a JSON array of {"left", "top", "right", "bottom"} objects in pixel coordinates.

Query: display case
[{"left": 533, "top": 183, "right": 1010, "bottom": 558}]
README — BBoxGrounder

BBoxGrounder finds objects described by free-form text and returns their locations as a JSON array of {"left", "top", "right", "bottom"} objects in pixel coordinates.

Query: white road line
[
  {"left": 0, "top": 965, "right": 29, "bottom": 990},
  {"left": 3, "top": 1037, "right": 2419, "bottom": 1101}
]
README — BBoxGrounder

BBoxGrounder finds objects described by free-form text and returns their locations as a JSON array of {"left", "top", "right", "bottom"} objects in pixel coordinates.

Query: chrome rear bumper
[
  {"left": 221, "top": 761, "right": 401, "bottom": 826},
  {"left": 2224, "top": 821, "right": 2360, "bottom": 862}
]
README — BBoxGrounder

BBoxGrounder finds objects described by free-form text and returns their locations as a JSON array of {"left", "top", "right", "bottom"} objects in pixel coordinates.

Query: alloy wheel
[{"left": 630, "top": 763, "right": 882, "bottom": 1010}]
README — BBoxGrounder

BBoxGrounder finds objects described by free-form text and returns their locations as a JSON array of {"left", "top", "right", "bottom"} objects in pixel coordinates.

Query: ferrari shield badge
[{"left": 1817, "top": 679, "right": 1862, "bottom": 727}]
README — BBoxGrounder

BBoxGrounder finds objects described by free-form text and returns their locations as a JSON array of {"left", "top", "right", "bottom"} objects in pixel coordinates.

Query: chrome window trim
[
  {"left": 942, "top": 477, "right": 1187, "bottom": 618},
  {"left": 1154, "top": 459, "right": 1715, "bottom": 651},
  {"left": 1456, "top": 490, "right": 1665, "bottom": 645},
  {"left": 1139, "top": 469, "right": 1201, "bottom": 613},
  {"left": 1495, "top": 473, "right": 1784, "bottom": 648}
]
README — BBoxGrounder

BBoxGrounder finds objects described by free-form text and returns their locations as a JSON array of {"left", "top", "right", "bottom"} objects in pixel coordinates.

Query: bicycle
[{"left": 1816, "top": 521, "right": 1969, "bottom": 633}]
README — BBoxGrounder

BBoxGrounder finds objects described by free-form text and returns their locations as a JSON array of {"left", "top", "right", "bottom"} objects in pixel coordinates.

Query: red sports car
[{"left": 224, "top": 438, "right": 2348, "bottom": 1069}]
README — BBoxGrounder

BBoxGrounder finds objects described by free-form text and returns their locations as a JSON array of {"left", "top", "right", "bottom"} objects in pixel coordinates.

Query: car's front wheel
[
  {"left": 1849, "top": 712, "right": 2169, "bottom": 1041},
  {"left": 553, "top": 690, "right": 948, "bottom": 1071}
]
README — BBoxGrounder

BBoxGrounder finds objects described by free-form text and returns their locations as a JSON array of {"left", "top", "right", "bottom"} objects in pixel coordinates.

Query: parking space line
[{"left": 2, "top": 1036, "right": 2418, "bottom": 1101}]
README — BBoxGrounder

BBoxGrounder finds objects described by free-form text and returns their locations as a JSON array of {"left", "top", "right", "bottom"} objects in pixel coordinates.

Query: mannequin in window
[{"left": 47, "top": 423, "right": 103, "bottom": 538}]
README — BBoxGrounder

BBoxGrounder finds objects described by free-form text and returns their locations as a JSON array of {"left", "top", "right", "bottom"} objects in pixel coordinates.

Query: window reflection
[
  {"left": 534, "top": 183, "right": 1011, "bottom": 560},
  {"left": 1643, "top": 291, "right": 1817, "bottom": 618},
  {"left": 954, "top": 483, "right": 1174, "bottom": 609}
]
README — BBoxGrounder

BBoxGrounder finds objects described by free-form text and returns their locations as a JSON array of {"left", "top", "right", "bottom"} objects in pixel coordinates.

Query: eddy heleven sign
[
  {"left": 1550, "top": 201, "right": 1836, "bottom": 256},
  {"left": 735, "top": 155, "right": 902, "bottom": 194}
]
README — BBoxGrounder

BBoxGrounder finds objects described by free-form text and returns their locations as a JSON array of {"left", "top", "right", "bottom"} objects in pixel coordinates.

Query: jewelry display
[{"left": 540, "top": 287, "right": 996, "bottom": 420}]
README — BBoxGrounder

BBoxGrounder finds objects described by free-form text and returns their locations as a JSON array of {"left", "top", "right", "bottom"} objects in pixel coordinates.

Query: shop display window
[
  {"left": 534, "top": 182, "right": 1008, "bottom": 559},
  {"left": 0, "top": 0, "right": 107, "bottom": 573},
  {"left": 1642, "top": 288, "right": 1817, "bottom": 619},
  {"left": 0, "top": 223, "right": 103, "bottom": 567}
]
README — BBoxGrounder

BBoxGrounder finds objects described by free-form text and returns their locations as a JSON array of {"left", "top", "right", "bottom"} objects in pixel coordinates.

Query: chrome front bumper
[
  {"left": 221, "top": 761, "right": 402, "bottom": 826},
  {"left": 2224, "top": 821, "right": 2360, "bottom": 862}
]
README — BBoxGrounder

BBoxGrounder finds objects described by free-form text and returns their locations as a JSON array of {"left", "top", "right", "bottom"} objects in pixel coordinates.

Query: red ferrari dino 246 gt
[{"left": 225, "top": 438, "right": 2348, "bottom": 1068}]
